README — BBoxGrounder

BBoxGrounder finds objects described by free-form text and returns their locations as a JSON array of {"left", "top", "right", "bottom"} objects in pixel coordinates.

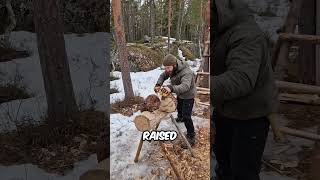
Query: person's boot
[
  {"left": 175, "top": 117, "right": 184, "bottom": 123},
  {"left": 181, "top": 133, "right": 195, "bottom": 149}
]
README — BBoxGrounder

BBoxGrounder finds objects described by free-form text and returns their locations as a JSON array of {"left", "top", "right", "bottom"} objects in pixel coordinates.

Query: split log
[
  {"left": 280, "top": 127, "right": 320, "bottom": 141},
  {"left": 196, "top": 87, "right": 210, "bottom": 92},
  {"left": 279, "top": 93, "right": 320, "bottom": 105},
  {"left": 196, "top": 72, "right": 210, "bottom": 75},
  {"left": 198, "top": 102, "right": 210, "bottom": 106},
  {"left": 134, "top": 96, "right": 176, "bottom": 132},
  {"left": 197, "top": 91, "right": 210, "bottom": 95},
  {"left": 160, "top": 143, "right": 184, "bottom": 180},
  {"left": 276, "top": 80, "right": 320, "bottom": 95},
  {"left": 279, "top": 33, "right": 320, "bottom": 44}
]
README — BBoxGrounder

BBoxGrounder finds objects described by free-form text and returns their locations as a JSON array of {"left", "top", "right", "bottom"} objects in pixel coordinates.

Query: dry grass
[{"left": 111, "top": 96, "right": 144, "bottom": 116}]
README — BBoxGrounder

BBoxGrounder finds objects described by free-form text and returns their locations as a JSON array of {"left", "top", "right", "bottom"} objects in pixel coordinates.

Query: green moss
[
  {"left": 129, "top": 44, "right": 164, "bottom": 65},
  {"left": 180, "top": 46, "right": 196, "bottom": 61}
]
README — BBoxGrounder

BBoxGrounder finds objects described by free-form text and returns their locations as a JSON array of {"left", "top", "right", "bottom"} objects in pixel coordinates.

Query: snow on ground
[
  {"left": 110, "top": 58, "right": 201, "bottom": 104},
  {"left": 178, "top": 49, "right": 186, "bottom": 61},
  {"left": 0, "top": 31, "right": 108, "bottom": 179},
  {"left": 0, "top": 31, "right": 108, "bottom": 131},
  {"left": 160, "top": 36, "right": 176, "bottom": 44},
  {"left": 110, "top": 112, "right": 209, "bottom": 179},
  {"left": 0, "top": 155, "right": 98, "bottom": 180},
  {"left": 110, "top": 53, "right": 205, "bottom": 179}
]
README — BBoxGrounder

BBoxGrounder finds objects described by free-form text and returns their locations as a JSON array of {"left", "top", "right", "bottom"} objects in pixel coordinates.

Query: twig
[{"left": 262, "top": 159, "right": 285, "bottom": 175}]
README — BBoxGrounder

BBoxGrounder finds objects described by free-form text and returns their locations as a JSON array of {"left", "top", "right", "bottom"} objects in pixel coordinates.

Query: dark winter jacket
[
  {"left": 211, "top": 0, "right": 278, "bottom": 120},
  {"left": 157, "top": 60, "right": 196, "bottom": 99}
]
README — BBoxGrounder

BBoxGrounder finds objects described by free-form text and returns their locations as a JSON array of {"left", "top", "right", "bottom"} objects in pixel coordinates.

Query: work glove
[{"left": 154, "top": 85, "right": 161, "bottom": 93}]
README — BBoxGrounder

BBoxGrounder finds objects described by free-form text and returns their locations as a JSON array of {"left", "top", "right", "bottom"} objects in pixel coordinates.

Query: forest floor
[
  {"left": 0, "top": 31, "right": 107, "bottom": 180},
  {"left": 110, "top": 39, "right": 319, "bottom": 179}
]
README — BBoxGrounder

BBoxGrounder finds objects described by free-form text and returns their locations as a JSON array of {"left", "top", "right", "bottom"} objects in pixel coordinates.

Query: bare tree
[
  {"left": 150, "top": 0, "right": 156, "bottom": 45},
  {"left": 175, "top": 0, "right": 185, "bottom": 41},
  {"left": 112, "top": 0, "right": 134, "bottom": 99},
  {"left": 33, "top": 0, "right": 78, "bottom": 123},
  {"left": 167, "top": 0, "right": 172, "bottom": 53},
  {"left": 1, "top": 0, "right": 16, "bottom": 48}
]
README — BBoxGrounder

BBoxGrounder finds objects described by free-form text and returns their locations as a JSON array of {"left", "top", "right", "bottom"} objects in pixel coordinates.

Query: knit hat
[{"left": 163, "top": 54, "right": 178, "bottom": 66}]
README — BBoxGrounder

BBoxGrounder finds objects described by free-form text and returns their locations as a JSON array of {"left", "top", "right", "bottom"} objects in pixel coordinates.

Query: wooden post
[
  {"left": 134, "top": 121, "right": 161, "bottom": 163},
  {"left": 170, "top": 114, "right": 195, "bottom": 157},
  {"left": 272, "top": 0, "right": 302, "bottom": 79},
  {"left": 298, "top": 0, "right": 316, "bottom": 84}
]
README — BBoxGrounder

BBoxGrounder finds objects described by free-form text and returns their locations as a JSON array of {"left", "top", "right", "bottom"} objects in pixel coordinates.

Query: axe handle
[{"left": 268, "top": 113, "right": 285, "bottom": 143}]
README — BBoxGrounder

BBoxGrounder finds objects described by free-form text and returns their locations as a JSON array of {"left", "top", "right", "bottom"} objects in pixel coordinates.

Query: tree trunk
[
  {"left": 310, "top": 2, "right": 320, "bottom": 179},
  {"left": 167, "top": 0, "right": 172, "bottom": 54},
  {"left": 160, "top": 0, "right": 163, "bottom": 36},
  {"left": 298, "top": 0, "right": 316, "bottom": 85},
  {"left": 175, "top": 0, "right": 184, "bottom": 41},
  {"left": 150, "top": 0, "right": 155, "bottom": 45},
  {"left": 32, "top": 0, "right": 78, "bottom": 123},
  {"left": 1, "top": 0, "right": 16, "bottom": 48},
  {"left": 112, "top": 0, "right": 134, "bottom": 99},
  {"left": 316, "top": 0, "right": 320, "bottom": 85}
]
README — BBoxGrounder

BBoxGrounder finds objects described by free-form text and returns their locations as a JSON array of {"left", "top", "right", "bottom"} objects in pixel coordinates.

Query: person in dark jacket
[
  {"left": 211, "top": 0, "right": 278, "bottom": 179},
  {"left": 154, "top": 54, "right": 197, "bottom": 147}
]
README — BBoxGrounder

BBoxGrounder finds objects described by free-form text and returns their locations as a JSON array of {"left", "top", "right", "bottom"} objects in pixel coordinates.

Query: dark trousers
[
  {"left": 177, "top": 98, "right": 195, "bottom": 137},
  {"left": 212, "top": 111, "right": 269, "bottom": 180}
]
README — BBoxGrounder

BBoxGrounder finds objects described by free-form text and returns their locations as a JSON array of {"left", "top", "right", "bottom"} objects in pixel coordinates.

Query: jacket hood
[
  {"left": 176, "top": 60, "right": 188, "bottom": 72},
  {"left": 213, "top": 0, "right": 255, "bottom": 36}
]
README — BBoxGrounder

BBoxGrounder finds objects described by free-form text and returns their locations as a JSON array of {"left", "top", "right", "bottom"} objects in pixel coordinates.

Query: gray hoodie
[
  {"left": 211, "top": 0, "right": 279, "bottom": 120},
  {"left": 157, "top": 60, "right": 196, "bottom": 99}
]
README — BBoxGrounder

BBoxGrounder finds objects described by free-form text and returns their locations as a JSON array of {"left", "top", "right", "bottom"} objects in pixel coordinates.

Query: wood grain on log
[
  {"left": 134, "top": 96, "right": 176, "bottom": 132},
  {"left": 134, "top": 110, "right": 168, "bottom": 132}
]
